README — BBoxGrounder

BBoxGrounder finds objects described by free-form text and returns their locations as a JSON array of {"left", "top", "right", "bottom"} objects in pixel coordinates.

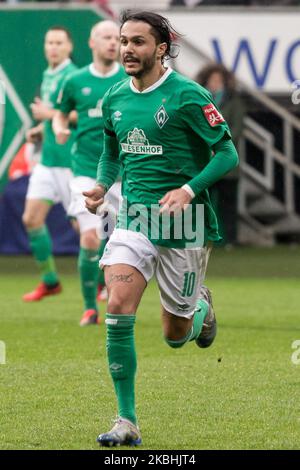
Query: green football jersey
[
  {"left": 100, "top": 68, "right": 232, "bottom": 248},
  {"left": 41, "top": 59, "right": 77, "bottom": 168},
  {"left": 57, "top": 63, "right": 126, "bottom": 178}
]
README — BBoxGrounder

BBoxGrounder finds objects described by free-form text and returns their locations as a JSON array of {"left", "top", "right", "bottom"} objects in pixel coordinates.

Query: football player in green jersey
[
  {"left": 84, "top": 11, "right": 239, "bottom": 447},
  {"left": 53, "top": 21, "right": 126, "bottom": 326},
  {"left": 22, "top": 27, "right": 77, "bottom": 302}
]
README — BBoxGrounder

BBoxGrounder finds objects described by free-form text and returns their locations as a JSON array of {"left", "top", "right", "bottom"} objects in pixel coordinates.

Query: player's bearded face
[
  {"left": 120, "top": 22, "right": 162, "bottom": 78},
  {"left": 123, "top": 49, "right": 157, "bottom": 78}
]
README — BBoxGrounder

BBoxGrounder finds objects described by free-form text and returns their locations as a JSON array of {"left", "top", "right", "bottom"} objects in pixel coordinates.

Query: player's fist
[
  {"left": 56, "top": 129, "right": 71, "bottom": 145},
  {"left": 159, "top": 188, "right": 192, "bottom": 215},
  {"left": 83, "top": 185, "right": 106, "bottom": 214},
  {"left": 30, "top": 97, "right": 51, "bottom": 121}
]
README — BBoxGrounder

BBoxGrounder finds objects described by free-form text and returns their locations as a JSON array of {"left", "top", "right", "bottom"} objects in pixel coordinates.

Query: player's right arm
[
  {"left": 85, "top": 90, "right": 121, "bottom": 215},
  {"left": 84, "top": 130, "right": 121, "bottom": 214}
]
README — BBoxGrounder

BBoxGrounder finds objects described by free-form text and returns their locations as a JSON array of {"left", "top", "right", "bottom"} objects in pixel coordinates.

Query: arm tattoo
[{"left": 107, "top": 272, "right": 134, "bottom": 285}]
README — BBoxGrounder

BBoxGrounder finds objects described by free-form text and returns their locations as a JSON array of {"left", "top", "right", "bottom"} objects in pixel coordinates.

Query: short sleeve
[
  {"left": 179, "top": 85, "right": 231, "bottom": 147},
  {"left": 56, "top": 77, "right": 76, "bottom": 113}
]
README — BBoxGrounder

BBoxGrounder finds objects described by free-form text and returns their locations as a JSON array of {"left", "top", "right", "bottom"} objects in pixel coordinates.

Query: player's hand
[
  {"left": 26, "top": 126, "right": 42, "bottom": 144},
  {"left": 83, "top": 186, "right": 106, "bottom": 214},
  {"left": 30, "top": 97, "right": 51, "bottom": 121},
  {"left": 55, "top": 129, "right": 71, "bottom": 145},
  {"left": 159, "top": 188, "right": 192, "bottom": 215}
]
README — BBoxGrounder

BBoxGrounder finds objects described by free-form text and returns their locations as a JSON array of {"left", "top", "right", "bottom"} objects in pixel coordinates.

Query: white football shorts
[
  {"left": 100, "top": 228, "right": 211, "bottom": 318},
  {"left": 26, "top": 163, "right": 72, "bottom": 211}
]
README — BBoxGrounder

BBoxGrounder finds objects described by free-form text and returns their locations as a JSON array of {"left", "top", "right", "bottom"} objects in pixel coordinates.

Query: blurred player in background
[
  {"left": 53, "top": 21, "right": 126, "bottom": 326},
  {"left": 84, "top": 11, "right": 239, "bottom": 446},
  {"left": 22, "top": 27, "right": 77, "bottom": 302}
]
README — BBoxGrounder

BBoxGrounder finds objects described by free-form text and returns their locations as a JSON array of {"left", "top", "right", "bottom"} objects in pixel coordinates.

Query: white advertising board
[{"left": 167, "top": 10, "right": 300, "bottom": 93}]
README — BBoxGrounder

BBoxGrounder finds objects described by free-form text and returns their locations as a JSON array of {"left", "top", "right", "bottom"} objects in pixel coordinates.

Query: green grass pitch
[{"left": 0, "top": 247, "right": 300, "bottom": 450}]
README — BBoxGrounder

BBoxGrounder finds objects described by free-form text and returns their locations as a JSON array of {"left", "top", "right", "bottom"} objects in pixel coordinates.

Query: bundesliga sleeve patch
[{"left": 202, "top": 104, "right": 225, "bottom": 127}]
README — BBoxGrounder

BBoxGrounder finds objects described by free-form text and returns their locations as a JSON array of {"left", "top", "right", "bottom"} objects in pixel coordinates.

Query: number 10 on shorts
[{"left": 181, "top": 272, "right": 196, "bottom": 297}]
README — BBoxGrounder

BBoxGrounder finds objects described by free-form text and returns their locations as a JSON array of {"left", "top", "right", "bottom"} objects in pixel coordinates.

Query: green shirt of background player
[
  {"left": 22, "top": 27, "right": 77, "bottom": 302},
  {"left": 53, "top": 21, "right": 126, "bottom": 326},
  {"left": 40, "top": 59, "right": 77, "bottom": 168},
  {"left": 84, "top": 11, "right": 239, "bottom": 447}
]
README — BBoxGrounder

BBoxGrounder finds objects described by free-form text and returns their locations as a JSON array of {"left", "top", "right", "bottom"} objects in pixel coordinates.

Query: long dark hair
[{"left": 120, "top": 10, "right": 181, "bottom": 61}]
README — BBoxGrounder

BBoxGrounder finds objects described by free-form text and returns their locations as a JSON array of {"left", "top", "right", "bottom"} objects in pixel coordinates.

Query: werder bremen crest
[
  {"left": 121, "top": 128, "right": 163, "bottom": 155},
  {"left": 154, "top": 104, "right": 169, "bottom": 129}
]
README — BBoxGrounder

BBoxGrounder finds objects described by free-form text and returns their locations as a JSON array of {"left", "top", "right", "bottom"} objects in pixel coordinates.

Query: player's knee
[
  {"left": 22, "top": 211, "right": 39, "bottom": 230},
  {"left": 107, "top": 294, "right": 135, "bottom": 315},
  {"left": 81, "top": 230, "right": 99, "bottom": 250}
]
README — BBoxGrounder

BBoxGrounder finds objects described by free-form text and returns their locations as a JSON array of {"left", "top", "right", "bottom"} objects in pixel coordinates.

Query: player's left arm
[
  {"left": 160, "top": 89, "right": 238, "bottom": 214},
  {"left": 181, "top": 88, "right": 239, "bottom": 197},
  {"left": 183, "top": 136, "right": 238, "bottom": 197},
  {"left": 159, "top": 137, "right": 238, "bottom": 214}
]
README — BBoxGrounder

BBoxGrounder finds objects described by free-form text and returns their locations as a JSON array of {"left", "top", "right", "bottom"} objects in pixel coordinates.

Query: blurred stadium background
[
  {"left": 1, "top": 1, "right": 300, "bottom": 249},
  {"left": 0, "top": 1, "right": 300, "bottom": 450}
]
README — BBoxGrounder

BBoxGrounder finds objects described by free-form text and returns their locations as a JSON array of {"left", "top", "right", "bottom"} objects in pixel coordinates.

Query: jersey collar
[
  {"left": 47, "top": 58, "right": 71, "bottom": 75},
  {"left": 89, "top": 62, "right": 120, "bottom": 78},
  {"left": 130, "top": 67, "right": 173, "bottom": 94}
]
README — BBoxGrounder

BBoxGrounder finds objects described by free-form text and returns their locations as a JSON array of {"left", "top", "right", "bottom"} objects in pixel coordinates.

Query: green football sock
[
  {"left": 188, "top": 299, "right": 209, "bottom": 342},
  {"left": 164, "top": 329, "right": 193, "bottom": 349},
  {"left": 98, "top": 239, "right": 106, "bottom": 286},
  {"left": 78, "top": 247, "right": 99, "bottom": 311},
  {"left": 28, "top": 226, "right": 58, "bottom": 285},
  {"left": 164, "top": 300, "right": 209, "bottom": 348},
  {"left": 106, "top": 313, "right": 137, "bottom": 425}
]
